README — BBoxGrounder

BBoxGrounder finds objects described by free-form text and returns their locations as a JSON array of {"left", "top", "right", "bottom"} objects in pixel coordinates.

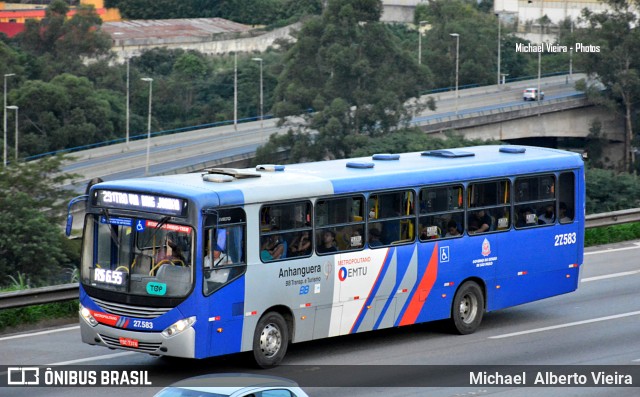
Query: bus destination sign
[{"left": 95, "top": 190, "right": 186, "bottom": 217}]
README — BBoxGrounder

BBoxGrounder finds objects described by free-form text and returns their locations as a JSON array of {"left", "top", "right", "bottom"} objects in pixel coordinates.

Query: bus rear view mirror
[{"left": 66, "top": 195, "right": 88, "bottom": 238}]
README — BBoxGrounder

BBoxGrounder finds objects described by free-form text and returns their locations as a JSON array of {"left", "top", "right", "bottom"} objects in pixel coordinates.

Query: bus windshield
[{"left": 81, "top": 214, "right": 194, "bottom": 298}]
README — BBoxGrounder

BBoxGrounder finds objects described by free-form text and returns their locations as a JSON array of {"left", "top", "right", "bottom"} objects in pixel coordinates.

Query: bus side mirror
[
  {"left": 65, "top": 214, "right": 74, "bottom": 237},
  {"left": 66, "top": 195, "right": 89, "bottom": 238}
]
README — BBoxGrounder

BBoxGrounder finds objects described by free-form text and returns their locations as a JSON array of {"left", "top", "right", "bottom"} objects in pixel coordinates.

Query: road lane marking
[
  {"left": 581, "top": 270, "right": 640, "bottom": 282},
  {"left": 48, "top": 351, "right": 137, "bottom": 365},
  {"left": 585, "top": 242, "right": 640, "bottom": 256},
  {"left": 489, "top": 310, "right": 640, "bottom": 339},
  {"left": 0, "top": 325, "right": 79, "bottom": 341}
]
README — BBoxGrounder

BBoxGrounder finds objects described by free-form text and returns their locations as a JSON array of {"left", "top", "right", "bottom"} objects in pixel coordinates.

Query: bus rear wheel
[
  {"left": 253, "top": 311, "right": 288, "bottom": 368},
  {"left": 450, "top": 281, "right": 484, "bottom": 335}
]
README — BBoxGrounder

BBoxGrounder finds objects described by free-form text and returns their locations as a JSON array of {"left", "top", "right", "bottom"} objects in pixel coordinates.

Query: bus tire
[
  {"left": 253, "top": 311, "right": 288, "bottom": 368},
  {"left": 450, "top": 281, "right": 484, "bottom": 335}
]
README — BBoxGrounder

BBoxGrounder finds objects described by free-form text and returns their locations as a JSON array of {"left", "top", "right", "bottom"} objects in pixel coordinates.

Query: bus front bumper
[{"left": 80, "top": 316, "right": 196, "bottom": 358}]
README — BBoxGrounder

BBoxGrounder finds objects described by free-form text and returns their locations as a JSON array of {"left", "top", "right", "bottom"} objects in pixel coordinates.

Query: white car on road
[
  {"left": 523, "top": 88, "right": 544, "bottom": 101},
  {"left": 154, "top": 374, "right": 310, "bottom": 397}
]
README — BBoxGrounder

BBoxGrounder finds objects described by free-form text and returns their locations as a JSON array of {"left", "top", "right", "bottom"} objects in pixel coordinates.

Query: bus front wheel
[
  {"left": 450, "top": 281, "right": 484, "bottom": 335},
  {"left": 253, "top": 311, "right": 289, "bottom": 368}
]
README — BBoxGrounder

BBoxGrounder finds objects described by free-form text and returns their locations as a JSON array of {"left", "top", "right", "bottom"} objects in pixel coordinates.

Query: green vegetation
[
  {"left": 585, "top": 223, "right": 640, "bottom": 247},
  {"left": 585, "top": 166, "right": 640, "bottom": 213},
  {"left": 0, "top": 157, "right": 78, "bottom": 287},
  {"left": 0, "top": 298, "right": 78, "bottom": 333},
  {"left": 105, "top": 0, "right": 323, "bottom": 27}
]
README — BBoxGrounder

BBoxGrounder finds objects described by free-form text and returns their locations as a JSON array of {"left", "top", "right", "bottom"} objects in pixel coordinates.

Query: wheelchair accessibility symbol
[
  {"left": 440, "top": 246, "right": 450, "bottom": 263},
  {"left": 136, "top": 220, "right": 146, "bottom": 232}
]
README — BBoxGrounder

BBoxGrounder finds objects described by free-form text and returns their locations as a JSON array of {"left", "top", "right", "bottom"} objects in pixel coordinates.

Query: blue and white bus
[{"left": 71, "top": 145, "right": 584, "bottom": 367}]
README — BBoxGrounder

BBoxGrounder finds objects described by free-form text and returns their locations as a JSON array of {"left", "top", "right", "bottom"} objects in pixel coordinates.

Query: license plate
[{"left": 119, "top": 337, "right": 139, "bottom": 348}]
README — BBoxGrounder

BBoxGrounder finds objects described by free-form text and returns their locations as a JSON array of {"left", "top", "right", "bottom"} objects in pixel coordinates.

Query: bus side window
[
  {"left": 559, "top": 172, "right": 575, "bottom": 223},
  {"left": 419, "top": 185, "right": 464, "bottom": 241},
  {"left": 260, "top": 201, "right": 312, "bottom": 262},
  {"left": 368, "top": 190, "right": 415, "bottom": 246},
  {"left": 315, "top": 195, "right": 365, "bottom": 254},
  {"left": 467, "top": 180, "right": 510, "bottom": 235},
  {"left": 514, "top": 174, "right": 556, "bottom": 229},
  {"left": 203, "top": 208, "right": 246, "bottom": 295}
]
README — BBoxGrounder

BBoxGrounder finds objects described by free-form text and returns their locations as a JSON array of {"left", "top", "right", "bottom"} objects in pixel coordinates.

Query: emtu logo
[{"left": 338, "top": 266, "right": 367, "bottom": 281}]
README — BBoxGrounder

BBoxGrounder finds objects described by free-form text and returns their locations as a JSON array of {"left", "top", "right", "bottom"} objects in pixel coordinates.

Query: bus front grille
[
  {"left": 99, "top": 334, "right": 161, "bottom": 353},
  {"left": 92, "top": 298, "right": 172, "bottom": 319}
]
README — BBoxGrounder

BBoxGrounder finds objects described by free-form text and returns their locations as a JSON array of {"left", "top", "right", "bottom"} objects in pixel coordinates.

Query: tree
[
  {"left": 264, "top": 0, "right": 430, "bottom": 162},
  {"left": 0, "top": 157, "right": 77, "bottom": 286},
  {"left": 17, "top": 0, "right": 111, "bottom": 63},
  {"left": 9, "top": 75, "right": 119, "bottom": 156},
  {"left": 575, "top": 1, "right": 640, "bottom": 172},
  {"left": 106, "top": 0, "right": 322, "bottom": 25},
  {"left": 420, "top": 0, "right": 500, "bottom": 87},
  {"left": 585, "top": 166, "right": 640, "bottom": 213}
]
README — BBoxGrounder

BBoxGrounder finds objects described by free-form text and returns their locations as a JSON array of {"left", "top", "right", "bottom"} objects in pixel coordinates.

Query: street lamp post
[
  {"left": 569, "top": 19, "right": 573, "bottom": 81},
  {"left": 497, "top": 13, "right": 502, "bottom": 87},
  {"left": 418, "top": 20, "right": 427, "bottom": 65},
  {"left": 251, "top": 57, "right": 264, "bottom": 129},
  {"left": 126, "top": 56, "right": 130, "bottom": 149},
  {"left": 3, "top": 73, "right": 16, "bottom": 168},
  {"left": 6, "top": 105, "right": 18, "bottom": 161},
  {"left": 450, "top": 33, "right": 460, "bottom": 115},
  {"left": 141, "top": 77, "right": 153, "bottom": 176},
  {"left": 233, "top": 50, "right": 238, "bottom": 131}
]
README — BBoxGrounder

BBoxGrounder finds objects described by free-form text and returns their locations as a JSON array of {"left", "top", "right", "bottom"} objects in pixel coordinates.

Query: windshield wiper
[
  {"left": 142, "top": 216, "right": 171, "bottom": 247},
  {"left": 100, "top": 208, "right": 121, "bottom": 248}
]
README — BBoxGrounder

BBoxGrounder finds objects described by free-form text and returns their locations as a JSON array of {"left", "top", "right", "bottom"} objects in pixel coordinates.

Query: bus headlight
[
  {"left": 162, "top": 317, "right": 196, "bottom": 338},
  {"left": 80, "top": 305, "right": 98, "bottom": 327}
]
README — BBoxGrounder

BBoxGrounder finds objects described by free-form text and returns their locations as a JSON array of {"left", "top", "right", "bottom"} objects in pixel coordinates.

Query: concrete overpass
[
  {"left": 61, "top": 74, "right": 622, "bottom": 191},
  {"left": 411, "top": 75, "right": 624, "bottom": 164}
]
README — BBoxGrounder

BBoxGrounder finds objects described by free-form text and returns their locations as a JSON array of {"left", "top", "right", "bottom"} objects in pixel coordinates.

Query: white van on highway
[{"left": 523, "top": 88, "right": 544, "bottom": 101}]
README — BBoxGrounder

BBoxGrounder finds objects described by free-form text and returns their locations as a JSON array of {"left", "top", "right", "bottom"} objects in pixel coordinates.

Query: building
[{"left": 0, "top": 0, "right": 120, "bottom": 38}]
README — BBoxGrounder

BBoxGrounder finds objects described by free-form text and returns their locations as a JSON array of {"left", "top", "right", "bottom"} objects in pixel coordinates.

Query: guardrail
[
  {"left": 1, "top": 208, "right": 639, "bottom": 311},
  {"left": 413, "top": 93, "right": 588, "bottom": 132},
  {"left": 0, "top": 283, "right": 79, "bottom": 310}
]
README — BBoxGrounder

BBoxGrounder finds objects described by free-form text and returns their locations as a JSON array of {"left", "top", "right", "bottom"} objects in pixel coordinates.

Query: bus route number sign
[
  {"left": 94, "top": 268, "right": 124, "bottom": 286},
  {"left": 95, "top": 189, "right": 186, "bottom": 217}
]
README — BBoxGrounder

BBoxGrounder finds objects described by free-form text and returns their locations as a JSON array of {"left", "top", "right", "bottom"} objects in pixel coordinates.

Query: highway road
[
  {"left": 61, "top": 74, "right": 586, "bottom": 192},
  {"left": 1, "top": 239, "right": 639, "bottom": 397}
]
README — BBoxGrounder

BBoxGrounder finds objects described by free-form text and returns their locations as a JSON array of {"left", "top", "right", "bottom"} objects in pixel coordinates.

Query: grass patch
[
  {"left": 0, "top": 299, "right": 78, "bottom": 334},
  {"left": 585, "top": 223, "right": 640, "bottom": 247}
]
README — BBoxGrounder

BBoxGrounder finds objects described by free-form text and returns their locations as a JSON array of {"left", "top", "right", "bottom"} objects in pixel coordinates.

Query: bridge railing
[
  {"left": 1, "top": 208, "right": 638, "bottom": 311},
  {"left": 412, "top": 92, "right": 587, "bottom": 128}
]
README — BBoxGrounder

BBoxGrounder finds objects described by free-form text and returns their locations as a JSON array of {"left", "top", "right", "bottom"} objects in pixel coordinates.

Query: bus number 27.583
[{"left": 554, "top": 232, "right": 577, "bottom": 246}]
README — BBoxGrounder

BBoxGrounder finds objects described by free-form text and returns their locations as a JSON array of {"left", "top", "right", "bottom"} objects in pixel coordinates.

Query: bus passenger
[
  {"left": 156, "top": 233, "right": 186, "bottom": 265},
  {"left": 260, "top": 235, "right": 285, "bottom": 261},
  {"left": 468, "top": 210, "right": 491, "bottom": 234},
  {"left": 368, "top": 228, "right": 382, "bottom": 247},
  {"left": 317, "top": 230, "right": 338, "bottom": 253},
  {"left": 538, "top": 204, "right": 556, "bottom": 224},
  {"left": 289, "top": 231, "right": 311, "bottom": 256},
  {"left": 559, "top": 202, "right": 572, "bottom": 223},
  {"left": 516, "top": 207, "right": 537, "bottom": 228},
  {"left": 445, "top": 220, "right": 461, "bottom": 237}
]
